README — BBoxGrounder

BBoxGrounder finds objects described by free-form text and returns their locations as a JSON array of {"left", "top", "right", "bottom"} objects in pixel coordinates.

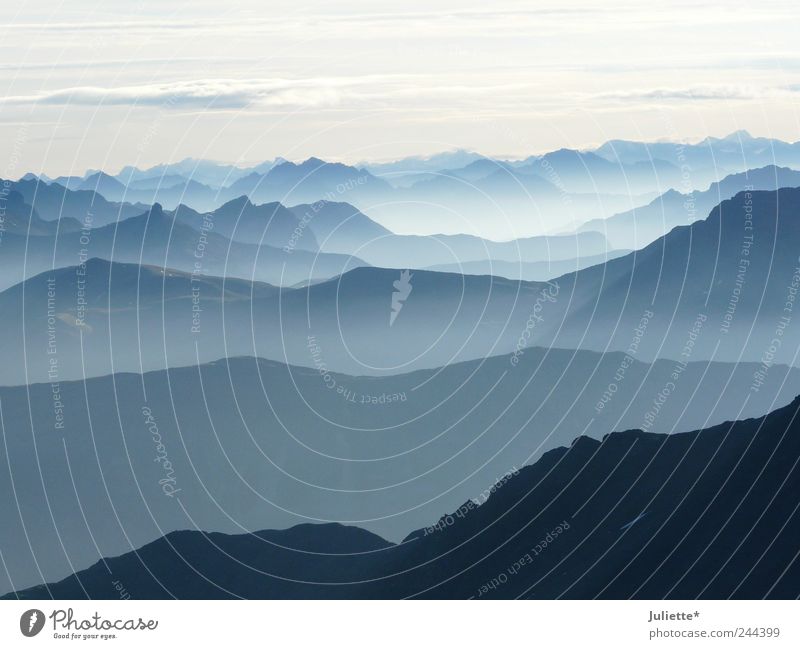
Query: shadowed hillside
[{"left": 7, "top": 395, "right": 799, "bottom": 599}]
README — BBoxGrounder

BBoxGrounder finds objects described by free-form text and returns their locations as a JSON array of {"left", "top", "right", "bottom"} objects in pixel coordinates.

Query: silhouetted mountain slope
[
  {"left": 0, "top": 257, "right": 278, "bottom": 382},
  {"left": 289, "top": 200, "right": 392, "bottom": 251},
  {"left": 6, "top": 524, "right": 396, "bottom": 600},
  {"left": 3, "top": 189, "right": 615, "bottom": 287},
  {"left": 0, "top": 259, "right": 550, "bottom": 381},
  {"left": 244, "top": 187, "right": 800, "bottom": 369},
  {"left": 540, "top": 187, "right": 800, "bottom": 365},
  {"left": 195, "top": 196, "right": 319, "bottom": 248},
  {"left": 577, "top": 165, "right": 800, "bottom": 248},
  {"left": 397, "top": 394, "right": 800, "bottom": 599},
  {"left": 153, "top": 156, "right": 654, "bottom": 238},
  {"left": 8, "top": 395, "right": 799, "bottom": 599},
  {"left": 93, "top": 203, "right": 338, "bottom": 280},
  {"left": 0, "top": 203, "right": 365, "bottom": 291},
  {"left": 1, "top": 188, "right": 798, "bottom": 384},
  {"left": 31, "top": 133, "right": 799, "bottom": 234},
  {"left": 7, "top": 177, "right": 148, "bottom": 226},
  {"left": 0, "top": 191, "right": 81, "bottom": 235},
  {"left": 0, "top": 349, "right": 798, "bottom": 594},
  {"left": 288, "top": 200, "right": 615, "bottom": 273}
]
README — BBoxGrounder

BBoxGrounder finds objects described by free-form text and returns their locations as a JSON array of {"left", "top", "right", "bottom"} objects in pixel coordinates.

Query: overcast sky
[{"left": 2, "top": 0, "right": 799, "bottom": 176}]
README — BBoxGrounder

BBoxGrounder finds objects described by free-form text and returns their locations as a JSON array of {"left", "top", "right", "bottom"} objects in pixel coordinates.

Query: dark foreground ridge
[{"left": 6, "top": 396, "right": 800, "bottom": 600}]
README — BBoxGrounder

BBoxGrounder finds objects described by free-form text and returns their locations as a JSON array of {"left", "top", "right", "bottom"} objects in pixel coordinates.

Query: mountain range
[
  {"left": 5, "top": 134, "right": 800, "bottom": 602},
  {"left": 0, "top": 348, "right": 797, "bottom": 595},
  {"left": 2, "top": 186, "right": 799, "bottom": 386},
  {"left": 24, "top": 132, "right": 800, "bottom": 240},
  {"left": 0, "top": 202, "right": 364, "bottom": 291},
  {"left": 7, "top": 176, "right": 148, "bottom": 227},
  {"left": 1, "top": 184, "right": 622, "bottom": 289},
  {"left": 595, "top": 130, "right": 800, "bottom": 185},
  {"left": 291, "top": 199, "right": 614, "bottom": 273},
  {"left": 576, "top": 165, "right": 800, "bottom": 249},
  {"left": 6, "top": 393, "right": 799, "bottom": 599}
]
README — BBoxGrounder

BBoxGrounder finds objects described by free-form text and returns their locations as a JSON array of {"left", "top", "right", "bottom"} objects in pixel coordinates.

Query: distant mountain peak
[
  {"left": 725, "top": 129, "right": 754, "bottom": 140},
  {"left": 216, "top": 195, "right": 255, "bottom": 211},
  {"left": 703, "top": 129, "right": 754, "bottom": 144},
  {"left": 84, "top": 170, "right": 117, "bottom": 182}
]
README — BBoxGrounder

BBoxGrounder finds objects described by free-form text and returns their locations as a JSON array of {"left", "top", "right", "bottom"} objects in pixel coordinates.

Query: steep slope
[
  {"left": 577, "top": 165, "right": 800, "bottom": 248},
  {"left": 8, "top": 395, "right": 800, "bottom": 599},
  {"left": 266, "top": 186, "right": 800, "bottom": 370},
  {"left": 541, "top": 187, "right": 800, "bottom": 365},
  {"left": 195, "top": 196, "right": 319, "bottom": 249},
  {"left": 290, "top": 200, "right": 392, "bottom": 252}
]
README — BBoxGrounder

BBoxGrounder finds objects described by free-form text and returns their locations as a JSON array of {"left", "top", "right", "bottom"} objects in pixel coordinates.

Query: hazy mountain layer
[
  {"left": 0, "top": 202, "right": 365, "bottom": 291},
  {"left": 7, "top": 393, "right": 800, "bottom": 599},
  {"left": 7, "top": 177, "right": 148, "bottom": 227},
  {"left": 0, "top": 351, "right": 797, "bottom": 594},
  {"left": 26, "top": 131, "right": 800, "bottom": 237},
  {"left": 2, "top": 187, "right": 799, "bottom": 385},
  {"left": 577, "top": 165, "right": 800, "bottom": 249},
  {"left": 291, "top": 200, "right": 614, "bottom": 269}
]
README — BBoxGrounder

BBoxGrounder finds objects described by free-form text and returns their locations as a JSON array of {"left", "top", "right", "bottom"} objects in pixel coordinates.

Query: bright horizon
[
  {"left": 2, "top": 1, "right": 799, "bottom": 177},
  {"left": 11, "top": 129, "right": 796, "bottom": 181}
]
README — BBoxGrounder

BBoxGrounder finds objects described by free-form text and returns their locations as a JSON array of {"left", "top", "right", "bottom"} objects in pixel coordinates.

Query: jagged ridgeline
[{"left": 2, "top": 137, "right": 800, "bottom": 601}]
